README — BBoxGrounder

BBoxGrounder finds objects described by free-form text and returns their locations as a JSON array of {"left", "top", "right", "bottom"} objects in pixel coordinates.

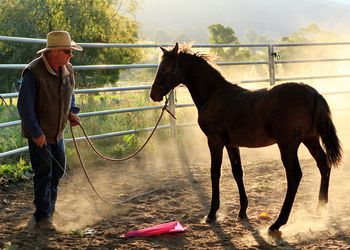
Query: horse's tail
[{"left": 314, "top": 93, "right": 342, "bottom": 167}]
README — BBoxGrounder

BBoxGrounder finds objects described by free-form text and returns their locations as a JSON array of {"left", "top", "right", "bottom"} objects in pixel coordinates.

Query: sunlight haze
[{"left": 136, "top": 0, "right": 350, "bottom": 42}]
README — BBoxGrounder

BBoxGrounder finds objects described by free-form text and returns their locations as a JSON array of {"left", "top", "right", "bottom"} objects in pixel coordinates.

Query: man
[{"left": 17, "top": 31, "right": 82, "bottom": 231}]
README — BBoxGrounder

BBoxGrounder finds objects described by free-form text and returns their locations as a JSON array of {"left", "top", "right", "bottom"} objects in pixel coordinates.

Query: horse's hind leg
[
  {"left": 269, "top": 143, "right": 302, "bottom": 233},
  {"left": 303, "top": 137, "right": 331, "bottom": 211},
  {"left": 226, "top": 147, "right": 248, "bottom": 219},
  {"left": 206, "top": 139, "right": 224, "bottom": 223}
]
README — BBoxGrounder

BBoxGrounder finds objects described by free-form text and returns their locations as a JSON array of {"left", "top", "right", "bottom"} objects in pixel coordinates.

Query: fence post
[
  {"left": 268, "top": 45, "right": 276, "bottom": 86},
  {"left": 168, "top": 90, "right": 176, "bottom": 138}
]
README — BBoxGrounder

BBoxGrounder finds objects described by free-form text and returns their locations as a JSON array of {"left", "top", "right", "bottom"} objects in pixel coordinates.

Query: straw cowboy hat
[{"left": 37, "top": 31, "right": 83, "bottom": 54}]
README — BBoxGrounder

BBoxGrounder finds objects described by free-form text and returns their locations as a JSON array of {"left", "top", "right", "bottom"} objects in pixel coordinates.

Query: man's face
[{"left": 52, "top": 49, "right": 73, "bottom": 66}]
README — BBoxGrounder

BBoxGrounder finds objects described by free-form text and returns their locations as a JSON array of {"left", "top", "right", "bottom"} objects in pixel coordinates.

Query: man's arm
[{"left": 17, "top": 70, "right": 46, "bottom": 147}]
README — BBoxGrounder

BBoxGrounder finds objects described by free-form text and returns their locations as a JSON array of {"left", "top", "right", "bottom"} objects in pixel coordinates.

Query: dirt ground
[{"left": 1, "top": 130, "right": 350, "bottom": 250}]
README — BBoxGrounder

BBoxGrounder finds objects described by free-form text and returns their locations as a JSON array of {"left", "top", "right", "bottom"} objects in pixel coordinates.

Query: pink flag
[{"left": 123, "top": 221, "right": 186, "bottom": 238}]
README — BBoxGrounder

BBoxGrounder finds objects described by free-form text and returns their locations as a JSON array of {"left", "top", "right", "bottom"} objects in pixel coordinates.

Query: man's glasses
[{"left": 62, "top": 49, "right": 73, "bottom": 55}]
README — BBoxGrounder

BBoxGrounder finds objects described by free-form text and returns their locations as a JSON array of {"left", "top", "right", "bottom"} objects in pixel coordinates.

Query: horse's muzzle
[{"left": 150, "top": 85, "right": 164, "bottom": 102}]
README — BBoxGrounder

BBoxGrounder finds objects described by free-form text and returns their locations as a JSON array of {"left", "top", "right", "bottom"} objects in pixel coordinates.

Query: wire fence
[{"left": 1, "top": 35, "right": 350, "bottom": 158}]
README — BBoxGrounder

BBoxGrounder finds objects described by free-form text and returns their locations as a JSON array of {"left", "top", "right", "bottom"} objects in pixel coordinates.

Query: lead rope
[
  {"left": 45, "top": 145, "right": 164, "bottom": 206},
  {"left": 0, "top": 94, "right": 99, "bottom": 207},
  {"left": 0, "top": 95, "right": 99, "bottom": 208},
  {"left": 47, "top": 93, "right": 175, "bottom": 206},
  {"left": 0, "top": 92, "right": 174, "bottom": 205},
  {"left": 70, "top": 89, "right": 175, "bottom": 162},
  {"left": 70, "top": 90, "right": 176, "bottom": 204},
  {"left": 43, "top": 147, "right": 99, "bottom": 210}
]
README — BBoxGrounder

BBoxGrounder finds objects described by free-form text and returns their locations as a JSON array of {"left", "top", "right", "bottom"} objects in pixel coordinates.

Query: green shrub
[{"left": 0, "top": 158, "right": 32, "bottom": 185}]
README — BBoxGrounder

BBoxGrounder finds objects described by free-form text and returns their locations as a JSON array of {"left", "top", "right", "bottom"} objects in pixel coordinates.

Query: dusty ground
[{"left": 1, "top": 131, "right": 350, "bottom": 249}]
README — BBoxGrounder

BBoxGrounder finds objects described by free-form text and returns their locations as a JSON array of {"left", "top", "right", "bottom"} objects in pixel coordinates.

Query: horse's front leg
[
  {"left": 226, "top": 146, "right": 248, "bottom": 219},
  {"left": 206, "top": 138, "right": 224, "bottom": 223}
]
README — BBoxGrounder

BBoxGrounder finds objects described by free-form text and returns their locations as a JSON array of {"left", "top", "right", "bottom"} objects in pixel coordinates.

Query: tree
[
  {"left": 208, "top": 24, "right": 238, "bottom": 44},
  {"left": 207, "top": 24, "right": 240, "bottom": 61},
  {"left": 0, "top": 0, "right": 141, "bottom": 92}
]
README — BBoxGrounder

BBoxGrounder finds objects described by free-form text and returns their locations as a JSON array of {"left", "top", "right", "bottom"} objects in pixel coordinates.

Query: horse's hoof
[
  {"left": 268, "top": 228, "right": 282, "bottom": 238},
  {"left": 206, "top": 215, "right": 216, "bottom": 223},
  {"left": 237, "top": 212, "right": 248, "bottom": 221}
]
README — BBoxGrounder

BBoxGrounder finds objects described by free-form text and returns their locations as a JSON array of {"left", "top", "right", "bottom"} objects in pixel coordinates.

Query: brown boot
[{"left": 35, "top": 217, "right": 57, "bottom": 231}]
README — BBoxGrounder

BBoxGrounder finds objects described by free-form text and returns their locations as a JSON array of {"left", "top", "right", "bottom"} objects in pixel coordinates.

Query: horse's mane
[
  {"left": 161, "top": 43, "right": 225, "bottom": 80},
  {"left": 178, "top": 43, "right": 228, "bottom": 81},
  {"left": 179, "top": 43, "right": 217, "bottom": 63}
]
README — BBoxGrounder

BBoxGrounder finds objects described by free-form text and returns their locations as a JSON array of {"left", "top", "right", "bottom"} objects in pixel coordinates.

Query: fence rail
[{"left": 1, "top": 35, "right": 350, "bottom": 158}]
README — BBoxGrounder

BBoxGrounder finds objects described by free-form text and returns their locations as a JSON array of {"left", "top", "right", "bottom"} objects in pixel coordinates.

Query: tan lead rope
[
  {"left": 69, "top": 90, "right": 176, "bottom": 204},
  {"left": 70, "top": 89, "right": 175, "bottom": 162},
  {"left": 0, "top": 91, "right": 176, "bottom": 205}
]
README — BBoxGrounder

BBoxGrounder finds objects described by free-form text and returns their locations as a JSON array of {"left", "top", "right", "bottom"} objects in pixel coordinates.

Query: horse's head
[{"left": 150, "top": 43, "right": 183, "bottom": 102}]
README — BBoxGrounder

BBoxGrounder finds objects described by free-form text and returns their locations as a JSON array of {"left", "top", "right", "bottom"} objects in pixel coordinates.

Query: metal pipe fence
[{"left": 1, "top": 35, "right": 350, "bottom": 158}]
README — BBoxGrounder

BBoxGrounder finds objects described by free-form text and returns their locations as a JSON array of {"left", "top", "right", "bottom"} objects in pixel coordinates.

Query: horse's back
[{"left": 199, "top": 82, "right": 320, "bottom": 147}]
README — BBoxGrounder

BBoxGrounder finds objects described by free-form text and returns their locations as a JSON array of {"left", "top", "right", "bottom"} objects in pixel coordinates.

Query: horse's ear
[
  {"left": 160, "top": 46, "right": 167, "bottom": 54},
  {"left": 172, "top": 42, "right": 179, "bottom": 55}
]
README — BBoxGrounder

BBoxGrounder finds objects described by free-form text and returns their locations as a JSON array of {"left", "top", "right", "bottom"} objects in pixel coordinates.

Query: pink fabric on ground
[{"left": 123, "top": 221, "right": 186, "bottom": 238}]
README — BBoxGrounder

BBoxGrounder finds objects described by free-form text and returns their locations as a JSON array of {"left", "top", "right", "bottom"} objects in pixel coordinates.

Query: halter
[
  {"left": 152, "top": 51, "right": 185, "bottom": 94},
  {"left": 170, "top": 51, "right": 185, "bottom": 85}
]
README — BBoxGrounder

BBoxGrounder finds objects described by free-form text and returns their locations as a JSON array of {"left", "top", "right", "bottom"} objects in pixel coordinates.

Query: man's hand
[
  {"left": 33, "top": 134, "right": 46, "bottom": 148},
  {"left": 68, "top": 112, "right": 80, "bottom": 126}
]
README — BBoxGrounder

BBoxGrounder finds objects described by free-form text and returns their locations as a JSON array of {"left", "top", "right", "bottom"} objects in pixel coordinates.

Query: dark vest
[{"left": 22, "top": 57, "right": 75, "bottom": 144}]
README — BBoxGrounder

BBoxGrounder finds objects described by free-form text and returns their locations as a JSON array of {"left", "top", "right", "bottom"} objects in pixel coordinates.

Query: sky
[
  {"left": 135, "top": 0, "right": 350, "bottom": 41},
  {"left": 329, "top": 0, "right": 350, "bottom": 4}
]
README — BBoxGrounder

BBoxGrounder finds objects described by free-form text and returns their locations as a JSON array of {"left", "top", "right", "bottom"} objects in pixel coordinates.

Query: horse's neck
[{"left": 182, "top": 56, "right": 230, "bottom": 109}]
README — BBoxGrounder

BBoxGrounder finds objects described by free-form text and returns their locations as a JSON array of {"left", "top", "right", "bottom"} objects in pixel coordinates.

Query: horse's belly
[
  {"left": 237, "top": 140, "right": 276, "bottom": 148},
  {"left": 229, "top": 131, "right": 276, "bottom": 148}
]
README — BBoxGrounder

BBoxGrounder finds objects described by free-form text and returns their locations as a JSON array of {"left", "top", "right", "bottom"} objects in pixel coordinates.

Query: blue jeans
[{"left": 28, "top": 139, "right": 66, "bottom": 221}]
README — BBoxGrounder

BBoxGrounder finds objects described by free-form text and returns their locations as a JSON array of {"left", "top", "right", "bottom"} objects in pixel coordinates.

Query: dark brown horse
[{"left": 150, "top": 43, "right": 342, "bottom": 234}]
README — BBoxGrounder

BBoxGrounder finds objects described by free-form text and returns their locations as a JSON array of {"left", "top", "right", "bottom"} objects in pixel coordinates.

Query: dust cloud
[{"left": 55, "top": 128, "right": 204, "bottom": 232}]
